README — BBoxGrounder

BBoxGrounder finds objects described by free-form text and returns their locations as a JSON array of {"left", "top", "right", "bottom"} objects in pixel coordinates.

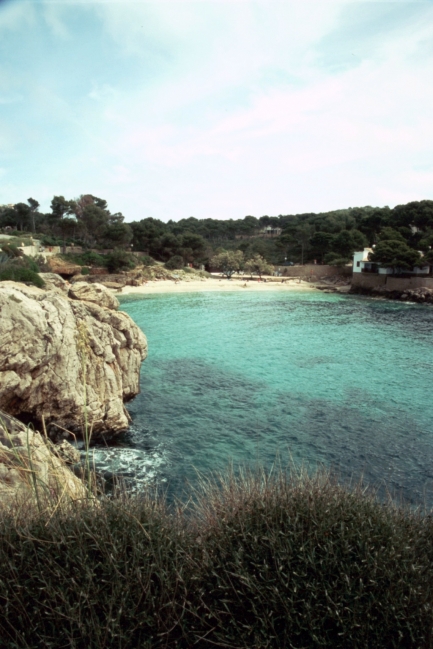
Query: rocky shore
[
  {"left": 0, "top": 275, "right": 147, "bottom": 441},
  {"left": 349, "top": 284, "right": 433, "bottom": 304}
]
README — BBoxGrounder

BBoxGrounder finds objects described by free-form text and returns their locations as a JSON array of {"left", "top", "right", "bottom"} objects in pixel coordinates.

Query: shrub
[
  {"left": 60, "top": 251, "right": 106, "bottom": 267},
  {"left": 165, "top": 255, "right": 184, "bottom": 270},
  {"left": 0, "top": 266, "right": 44, "bottom": 288},
  {"left": 81, "top": 266, "right": 90, "bottom": 275},
  {"left": 23, "top": 256, "right": 40, "bottom": 273},
  {"left": 105, "top": 249, "right": 136, "bottom": 273},
  {"left": 140, "top": 255, "right": 156, "bottom": 267},
  {"left": 41, "top": 235, "right": 62, "bottom": 246},
  {"left": 0, "top": 469, "right": 432, "bottom": 649},
  {"left": 1, "top": 243, "right": 22, "bottom": 258}
]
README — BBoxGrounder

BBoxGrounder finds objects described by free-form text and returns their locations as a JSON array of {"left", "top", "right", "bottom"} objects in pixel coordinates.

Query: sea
[{"left": 89, "top": 289, "right": 433, "bottom": 507}]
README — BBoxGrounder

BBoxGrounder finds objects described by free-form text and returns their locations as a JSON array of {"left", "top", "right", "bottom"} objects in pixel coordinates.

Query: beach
[{"left": 120, "top": 276, "right": 316, "bottom": 296}]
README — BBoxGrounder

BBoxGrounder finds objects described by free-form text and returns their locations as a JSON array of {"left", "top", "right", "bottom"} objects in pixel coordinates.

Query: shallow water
[{"left": 91, "top": 290, "right": 433, "bottom": 506}]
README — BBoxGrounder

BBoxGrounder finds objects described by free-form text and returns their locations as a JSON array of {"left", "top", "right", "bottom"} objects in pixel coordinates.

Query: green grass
[{"left": 0, "top": 468, "right": 432, "bottom": 648}]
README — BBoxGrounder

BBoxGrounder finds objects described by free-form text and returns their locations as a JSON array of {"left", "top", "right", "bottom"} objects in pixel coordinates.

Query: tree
[
  {"left": 50, "top": 196, "right": 74, "bottom": 220},
  {"left": 179, "top": 231, "right": 208, "bottom": 264},
  {"left": 310, "top": 232, "right": 334, "bottom": 262},
  {"left": 377, "top": 227, "right": 407, "bottom": 243},
  {"left": 332, "top": 229, "right": 367, "bottom": 259},
  {"left": 27, "top": 198, "right": 39, "bottom": 233},
  {"left": 244, "top": 254, "right": 273, "bottom": 278},
  {"left": 102, "top": 223, "right": 133, "bottom": 248},
  {"left": 210, "top": 250, "right": 244, "bottom": 277},
  {"left": 130, "top": 218, "right": 166, "bottom": 254},
  {"left": 71, "top": 195, "right": 110, "bottom": 245},
  {"left": 12, "top": 203, "right": 31, "bottom": 231},
  {"left": 369, "top": 241, "right": 422, "bottom": 272},
  {"left": 294, "top": 225, "right": 314, "bottom": 264}
]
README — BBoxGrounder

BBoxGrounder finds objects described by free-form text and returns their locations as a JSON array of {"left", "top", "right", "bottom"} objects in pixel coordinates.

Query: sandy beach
[{"left": 120, "top": 276, "right": 317, "bottom": 296}]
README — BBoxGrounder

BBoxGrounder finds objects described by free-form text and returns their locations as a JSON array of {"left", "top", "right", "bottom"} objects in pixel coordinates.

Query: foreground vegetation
[{"left": 0, "top": 468, "right": 432, "bottom": 648}]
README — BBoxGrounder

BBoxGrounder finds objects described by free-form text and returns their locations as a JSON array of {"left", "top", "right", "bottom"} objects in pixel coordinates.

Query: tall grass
[{"left": 0, "top": 467, "right": 432, "bottom": 648}]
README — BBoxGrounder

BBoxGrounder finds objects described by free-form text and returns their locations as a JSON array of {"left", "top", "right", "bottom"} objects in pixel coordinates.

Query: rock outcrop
[
  {"left": 0, "top": 280, "right": 147, "bottom": 440},
  {"left": 350, "top": 284, "right": 433, "bottom": 304},
  {"left": 39, "top": 272, "right": 69, "bottom": 295},
  {"left": 69, "top": 281, "right": 120, "bottom": 310},
  {"left": 46, "top": 256, "right": 82, "bottom": 278},
  {"left": 0, "top": 410, "right": 86, "bottom": 510}
]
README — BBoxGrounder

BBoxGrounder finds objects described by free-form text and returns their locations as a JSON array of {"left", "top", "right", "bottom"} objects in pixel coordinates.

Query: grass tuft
[{"left": 0, "top": 467, "right": 432, "bottom": 648}]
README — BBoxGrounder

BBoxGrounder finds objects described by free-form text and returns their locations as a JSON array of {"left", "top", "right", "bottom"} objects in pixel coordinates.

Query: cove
[{"left": 92, "top": 290, "right": 433, "bottom": 506}]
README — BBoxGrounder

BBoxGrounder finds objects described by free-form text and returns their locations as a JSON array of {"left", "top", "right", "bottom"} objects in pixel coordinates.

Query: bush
[
  {"left": 60, "top": 251, "right": 106, "bottom": 267},
  {"left": 1, "top": 243, "right": 22, "bottom": 259},
  {"left": 0, "top": 469, "right": 432, "bottom": 649},
  {"left": 81, "top": 266, "right": 90, "bottom": 275},
  {"left": 41, "top": 235, "right": 62, "bottom": 246},
  {"left": 165, "top": 255, "right": 184, "bottom": 270},
  {"left": 105, "top": 249, "right": 136, "bottom": 273},
  {"left": 0, "top": 266, "right": 44, "bottom": 288},
  {"left": 23, "top": 256, "right": 40, "bottom": 273},
  {"left": 140, "top": 255, "right": 156, "bottom": 267}
]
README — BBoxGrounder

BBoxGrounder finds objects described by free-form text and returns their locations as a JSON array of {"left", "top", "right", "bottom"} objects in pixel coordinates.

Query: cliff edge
[{"left": 0, "top": 278, "right": 147, "bottom": 440}]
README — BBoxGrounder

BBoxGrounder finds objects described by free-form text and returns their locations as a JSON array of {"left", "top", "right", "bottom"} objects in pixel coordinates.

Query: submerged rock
[{"left": 0, "top": 279, "right": 147, "bottom": 440}]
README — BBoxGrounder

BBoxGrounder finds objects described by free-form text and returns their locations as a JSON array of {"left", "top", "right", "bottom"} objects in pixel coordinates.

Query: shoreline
[{"left": 119, "top": 277, "right": 317, "bottom": 296}]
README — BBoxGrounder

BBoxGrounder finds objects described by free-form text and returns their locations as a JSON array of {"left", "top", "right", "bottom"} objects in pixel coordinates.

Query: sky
[{"left": 0, "top": 0, "right": 432, "bottom": 222}]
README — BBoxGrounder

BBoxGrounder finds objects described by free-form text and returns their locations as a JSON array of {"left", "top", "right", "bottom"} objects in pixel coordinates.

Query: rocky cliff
[
  {"left": 0, "top": 278, "right": 147, "bottom": 440},
  {"left": 0, "top": 409, "right": 86, "bottom": 510}
]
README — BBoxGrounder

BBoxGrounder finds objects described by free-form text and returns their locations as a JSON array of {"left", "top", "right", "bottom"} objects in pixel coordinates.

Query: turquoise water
[{"left": 92, "top": 290, "right": 433, "bottom": 506}]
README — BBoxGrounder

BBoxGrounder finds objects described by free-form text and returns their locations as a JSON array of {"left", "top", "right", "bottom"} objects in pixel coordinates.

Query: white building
[
  {"left": 353, "top": 247, "right": 430, "bottom": 275},
  {"left": 353, "top": 248, "right": 374, "bottom": 273}
]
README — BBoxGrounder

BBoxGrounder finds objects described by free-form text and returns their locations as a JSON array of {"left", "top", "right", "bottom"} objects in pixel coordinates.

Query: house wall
[{"left": 352, "top": 251, "right": 365, "bottom": 273}]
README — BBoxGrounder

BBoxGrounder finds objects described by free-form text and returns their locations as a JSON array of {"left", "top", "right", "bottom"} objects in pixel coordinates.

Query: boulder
[
  {"left": 39, "top": 272, "right": 69, "bottom": 294},
  {"left": 69, "top": 281, "right": 120, "bottom": 310},
  {"left": 0, "top": 410, "right": 86, "bottom": 510},
  {"left": 0, "top": 281, "right": 147, "bottom": 440}
]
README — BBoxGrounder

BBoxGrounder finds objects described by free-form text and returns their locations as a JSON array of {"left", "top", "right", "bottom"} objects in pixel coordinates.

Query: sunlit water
[{"left": 90, "top": 290, "right": 433, "bottom": 506}]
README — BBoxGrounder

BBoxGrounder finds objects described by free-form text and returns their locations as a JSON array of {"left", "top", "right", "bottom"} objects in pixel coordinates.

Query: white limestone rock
[
  {"left": 0, "top": 410, "right": 86, "bottom": 509},
  {"left": 69, "top": 281, "right": 120, "bottom": 310},
  {"left": 0, "top": 280, "right": 147, "bottom": 439}
]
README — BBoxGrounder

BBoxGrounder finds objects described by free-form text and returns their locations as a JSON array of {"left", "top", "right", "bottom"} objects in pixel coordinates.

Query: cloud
[{"left": 1, "top": 0, "right": 433, "bottom": 219}]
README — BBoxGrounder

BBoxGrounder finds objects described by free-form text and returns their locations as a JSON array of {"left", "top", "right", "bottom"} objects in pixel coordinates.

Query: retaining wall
[
  {"left": 352, "top": 273, "right": 433, "bottom": 290},
  {"left": 280, "top": 265, "right": 352, "bottom": 278},
  {"left": 351, "top": 274, "right": 387, "bottom": 289}
]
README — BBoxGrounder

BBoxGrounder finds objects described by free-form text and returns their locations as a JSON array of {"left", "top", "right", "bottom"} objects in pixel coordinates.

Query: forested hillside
[{"left": 1, "top": 195, "right": 432, "bottom": 270}]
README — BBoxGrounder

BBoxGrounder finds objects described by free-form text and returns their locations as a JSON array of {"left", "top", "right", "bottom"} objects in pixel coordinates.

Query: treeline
[{"left": 1, "top": 195, "right": 433, "bottom": 268}]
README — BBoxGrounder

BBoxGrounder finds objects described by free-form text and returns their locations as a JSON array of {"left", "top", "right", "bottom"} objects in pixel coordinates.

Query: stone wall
[
  {"left": 386, "top": 277, "right": 433, "bottom": 291},
  {"left": 280, "top": 265, "right": 352, "bottom": 278},
  {"left": 351, "top": 274, "right": 387, "bottom": 289},
  {"left": 352, "top": 273, "right": 433, "bottom": 291}
]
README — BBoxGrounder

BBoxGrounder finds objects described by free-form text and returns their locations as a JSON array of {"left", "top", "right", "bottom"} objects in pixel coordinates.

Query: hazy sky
[{"left": 1, "top": 0, "right": 432, "bottom": 222}]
